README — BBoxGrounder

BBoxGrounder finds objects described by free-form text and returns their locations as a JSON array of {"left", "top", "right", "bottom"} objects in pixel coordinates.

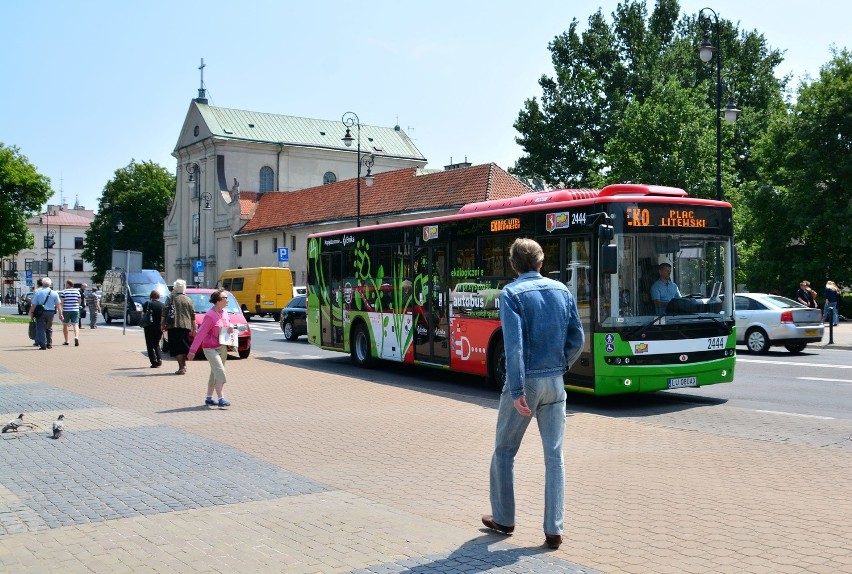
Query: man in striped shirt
[{"left": 60, "top": 279, "right": 82, "bottom": 346}]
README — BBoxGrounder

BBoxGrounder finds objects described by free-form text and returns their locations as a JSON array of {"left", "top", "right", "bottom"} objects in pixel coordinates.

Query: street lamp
[
  {"left": 697, "top": 7, "right": 741, "bottom": 201},
  {"left": 187, "top": 163, "right": 212, "bottom": 286},
  {"left": 341, "top": 112, "right": 375, "bottom": 227}
]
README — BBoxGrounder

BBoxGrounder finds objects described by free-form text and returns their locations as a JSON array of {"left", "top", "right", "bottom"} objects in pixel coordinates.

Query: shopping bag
[{"left": 28, "top": 319, "right": 36, "bottom": 340}]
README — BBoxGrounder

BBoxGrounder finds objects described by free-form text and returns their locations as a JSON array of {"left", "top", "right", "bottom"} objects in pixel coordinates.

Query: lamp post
[
  {"left": 697, "top": 7, "right": 741, "bottom": 201},
  {"left": 187, "top": 163, "right": 212, "bottom": 286},
  {"left": 341, "top": 112, "right": 376, "bottom": 227}
]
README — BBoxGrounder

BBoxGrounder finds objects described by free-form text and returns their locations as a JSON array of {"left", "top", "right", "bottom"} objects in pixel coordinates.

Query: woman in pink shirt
[{"left": 188, "top": 289, "right": 235, "bottom": 408}]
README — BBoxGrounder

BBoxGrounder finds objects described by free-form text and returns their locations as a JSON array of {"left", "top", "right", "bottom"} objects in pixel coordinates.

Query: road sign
[
  {"left": 25, "top": 270, "right": 32, "bottom": 279},
  {"left": 193, "top": 259, "right": 205, "bottom": 272},
  {"left": 278, "top": 247, "right": 289, "bottom": 262}
]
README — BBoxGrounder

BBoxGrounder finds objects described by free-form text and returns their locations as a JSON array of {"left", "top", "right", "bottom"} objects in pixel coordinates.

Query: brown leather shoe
[
  {"left": 481, "top": 515, "right": 514, "bottom": 534},
  {"left": 545, "top": 534, "right": 563, "bottom": 549}
]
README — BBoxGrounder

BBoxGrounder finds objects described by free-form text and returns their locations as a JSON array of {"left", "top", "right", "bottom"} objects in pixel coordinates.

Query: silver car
[{"left": 731, "top": 293, "right": 824, "bottom": 354}]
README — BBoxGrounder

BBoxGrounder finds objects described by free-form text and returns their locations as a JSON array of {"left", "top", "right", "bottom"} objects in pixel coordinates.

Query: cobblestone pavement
[{"left": 1, "top": 322, "right": 851, "bottom": 573}]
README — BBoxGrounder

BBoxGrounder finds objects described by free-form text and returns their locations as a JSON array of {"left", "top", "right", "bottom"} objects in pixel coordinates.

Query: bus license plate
[{"left": 668, "top": 377, "right": 697, "bottom": 389}]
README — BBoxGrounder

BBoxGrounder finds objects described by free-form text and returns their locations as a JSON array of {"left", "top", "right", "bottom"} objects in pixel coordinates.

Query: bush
[{"left": 840, "top": 292, "right": 852, "bottom": 321}]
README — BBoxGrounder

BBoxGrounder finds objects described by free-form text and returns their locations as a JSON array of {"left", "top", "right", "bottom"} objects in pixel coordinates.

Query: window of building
[
  {"left": 74, "top": 259, "right": 84, "bottom": 272},
  {"left": 237, "top": 241, "right": 242, "bottom": 257},
  {"left": 273, "top": 237, "right": 278, "bottom": 252},
  {"left": 323, "top": 171, "right": 337, "bottom": 185},
  {"left": 253, "top": 240, "right": 258, "bottom": 254},
  {"left": 259, "top": 166, "right": 275, "bottom": 192},
  {"left": 291, "top": 235, "right": 296, "bottom": 251},
  {"left": 74, "top": 237, "right": 84, "bottom": 249}
]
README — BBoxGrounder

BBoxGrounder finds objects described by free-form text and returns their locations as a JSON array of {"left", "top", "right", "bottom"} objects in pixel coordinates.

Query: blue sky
[{"left": 2, "top": 1, "right": 848, "bottom": 213}]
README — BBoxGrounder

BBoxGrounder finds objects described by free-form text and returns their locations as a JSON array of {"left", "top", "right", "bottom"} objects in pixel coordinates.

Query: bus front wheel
[
  {"left": 487, "top": 338, "right": 506, "bottom": 390},
  {"left": 350, "top": 323, "right": 373, "bottom": 368}
]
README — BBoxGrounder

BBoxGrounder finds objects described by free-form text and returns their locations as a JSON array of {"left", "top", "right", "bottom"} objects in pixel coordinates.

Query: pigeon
[
  {"left": 2, "top": 413, "right": 25, "bottom": 433},
  {"left": 52, "top": 414, "right": 65, "bottom": 439}
]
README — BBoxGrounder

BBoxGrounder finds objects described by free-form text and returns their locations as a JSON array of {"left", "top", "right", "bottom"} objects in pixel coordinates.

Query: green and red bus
[{"left": 306, "top": 183, "right": 735, "bottom": 395}]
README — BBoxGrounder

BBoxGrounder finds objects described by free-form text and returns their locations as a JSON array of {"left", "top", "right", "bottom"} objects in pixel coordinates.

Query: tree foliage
[
  {"left": 82, "top": 160, "right": 175, "bottom": 282},
  {"left": 511, "top": 0, "right": 787, "bottom": 201},
  {"left": 0, "top": 143, "right": 52, "bottom": 257},
  {"left": 738, "top": 49, "right": 852, "bottom": 292}
]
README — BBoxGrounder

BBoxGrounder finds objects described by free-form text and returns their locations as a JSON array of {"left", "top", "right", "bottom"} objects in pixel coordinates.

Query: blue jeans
[
  {"left": 489, "top": 374, "right": 567, "bottom": 535},
  {"left": 824, "top": 303, "right": 839, "bottom": 326}
]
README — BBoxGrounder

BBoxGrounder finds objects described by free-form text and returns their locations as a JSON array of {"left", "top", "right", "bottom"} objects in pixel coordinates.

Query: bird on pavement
[
  {"left": 2, "top": 413, "right": 26, "bottom": 433},
  {"left": 52, "top": 414, "right": 65, "bottom": 439}
]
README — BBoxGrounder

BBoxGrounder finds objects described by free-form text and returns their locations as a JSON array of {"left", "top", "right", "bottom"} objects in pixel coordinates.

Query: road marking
[
  {"left": 755, "top": 409, "right": 835, "bottom": 420},
  {"left": 737, "top": 358, "right": 852, "bottom": 369},
  {"left": 799, "top": 377, "right": 852, "bottom": 383}
]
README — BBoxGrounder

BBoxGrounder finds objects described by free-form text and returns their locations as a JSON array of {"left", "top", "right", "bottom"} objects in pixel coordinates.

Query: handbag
[
  {"left": 138, "top": 302, "right": 153, "bottom": 328},
  {"left": 32, "top": 289, "right": 50, "bottom": 318},
  {"left": 161, "top": 335, "right": 170, "bottom": 353},
  {"left": 28, "top": 319, "right": 36, "bottom": 340}
]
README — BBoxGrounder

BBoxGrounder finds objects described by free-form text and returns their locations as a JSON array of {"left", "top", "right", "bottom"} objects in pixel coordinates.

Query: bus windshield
[{"left": 599, "top": 233, "right": 733, "bottom": 328}]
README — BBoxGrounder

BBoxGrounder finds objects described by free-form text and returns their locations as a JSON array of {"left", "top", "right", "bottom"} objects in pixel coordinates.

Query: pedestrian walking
[
  {"left": 85, "top": 285, "right": 100, "bottom": 328},
  {"left": 187, "top": 289, "right": 234, "bottom": 408},
  {"left": 163, "top": 279, "right": 195, "bottom": 375},
  {"left": 824, "top": 280, "right": 841, "bottom": 326},
  {"left": 142, "top": 290, "right": 165, "bottom": 368},
  {"left": 481, "top": 238, "right": 585, "bottom": 550},
  {"left": 59, "top": 279, "right": 81, "bottom": 346},
  {"left": 29, "top": 277, "right": 62, "bottom": 350}
]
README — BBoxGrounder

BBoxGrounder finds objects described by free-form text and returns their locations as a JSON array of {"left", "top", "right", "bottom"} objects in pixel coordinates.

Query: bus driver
[{"left": 651, "top": 262, "right": 681, "bottom": 315}]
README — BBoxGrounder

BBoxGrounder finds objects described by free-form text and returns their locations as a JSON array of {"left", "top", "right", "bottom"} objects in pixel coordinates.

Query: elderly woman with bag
[
  {"left": 187, "top": 289, "right": 235, "bottom": 409},
  {"left": 163, "top": 279, "right": 196, "bottom": 375}
]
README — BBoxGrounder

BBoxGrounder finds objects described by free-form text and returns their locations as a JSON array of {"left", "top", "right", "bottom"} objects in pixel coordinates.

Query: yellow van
[{"left": 217, "top": 267, "right": 294, "bottom": 321}]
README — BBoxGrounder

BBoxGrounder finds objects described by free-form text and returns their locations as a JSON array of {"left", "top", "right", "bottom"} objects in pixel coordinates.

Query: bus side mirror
[
  {"left": 601, "top": 244, "right": 618, "bottom": 275},
  {"left": 599, "top": 223, "right": 614, "bottom": 241}
]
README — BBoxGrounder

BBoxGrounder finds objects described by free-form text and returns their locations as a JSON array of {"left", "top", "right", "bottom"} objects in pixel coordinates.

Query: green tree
[
  {"left": 511, "top": 0, "right": 786, "bottom": 201},
  {"left": 739, "top": 49, "right": 852, "bottom": 291},
  {"left": 0, "top": 143, "right": 52, "bottom": 257},
  {"left": 83, "top": 160, "right": 175, "bottom": 281}
]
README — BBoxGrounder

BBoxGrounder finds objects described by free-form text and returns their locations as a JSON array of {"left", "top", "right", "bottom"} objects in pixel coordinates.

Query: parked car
[
  {"left": 729, "top": 293, "right": 824, "bottom": 354},
  {"left": 18, "top": 292, "right": 34, "bottom": 315},
  {"left": 279, "top": 295, "right": 307, "bottom": 341},
  {"left": 184, "top": 288, "right": 252, "bottom": 358}
]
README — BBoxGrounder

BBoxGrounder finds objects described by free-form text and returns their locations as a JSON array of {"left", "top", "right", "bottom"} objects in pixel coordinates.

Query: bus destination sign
[{"left": 626, "top": 207, "right": 710, "bottom": 229}]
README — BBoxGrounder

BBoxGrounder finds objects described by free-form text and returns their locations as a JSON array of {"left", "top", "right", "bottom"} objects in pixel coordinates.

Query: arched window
[
  {"left": 259, "top": 166, "right": 275, "bottom": 192},
  {"left": 323, "top": 171, "right": 337, "bottom": 185}
]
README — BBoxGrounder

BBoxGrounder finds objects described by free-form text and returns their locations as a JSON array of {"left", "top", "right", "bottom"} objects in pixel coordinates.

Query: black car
[
  {"left": 279, "top": 295, "right": 307, "bottom": 341},
  {"left": 18, "top": 292, "right": 34, "bottom": 315}
]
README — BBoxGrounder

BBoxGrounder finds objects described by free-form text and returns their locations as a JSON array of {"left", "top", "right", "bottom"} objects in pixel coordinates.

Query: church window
[
  {"left": 323, "top": 171, "right": 337, "bottom": 185},
  {"left": 259, "top": 166, "right": 275, "bottom": 192}
]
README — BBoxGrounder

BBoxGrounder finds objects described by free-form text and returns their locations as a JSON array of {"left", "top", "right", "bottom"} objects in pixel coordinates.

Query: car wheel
[
  {"left": 238, "top": 349, "right": 250, "bottom": 359},
  {"left": 745, "top": 328, "right": 770, "bottom": 354},
  {"left": 350, "top": 322, "right": 373, "bottom": 367},
  {"left": 487, "top": 335, "right": 507, "bottom": 390},
  {"left": 785, "top": 343, "right": 807, "bottom": 354},
  {"left": 104, "top": 309, "right": 112, "bottom": 324},
  {"left": 18, "top": 306, "right": 24, "bottom": 315},
  {"left": 126, "top": 311, "right": 135, "bottom": 326},
  {"left": 272, "top": 313, "right": 281, "bottom": 323},
  {"left": 282, "top": 320, "right": 296, "bottom": 341}
]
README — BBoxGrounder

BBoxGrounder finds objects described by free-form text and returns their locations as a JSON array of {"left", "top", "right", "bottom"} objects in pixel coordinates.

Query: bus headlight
[{"left": 623, "top": 379, "right": 632, "bottom": 386}]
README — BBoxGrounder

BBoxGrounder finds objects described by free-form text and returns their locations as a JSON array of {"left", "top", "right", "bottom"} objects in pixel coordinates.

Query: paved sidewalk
[{"left": 1, "top": 323, "right": 851, "bottom": 573}]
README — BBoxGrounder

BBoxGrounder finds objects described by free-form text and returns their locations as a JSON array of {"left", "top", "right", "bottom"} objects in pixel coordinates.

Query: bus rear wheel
[
  {"left": 487, "top": 337, "right": 506, "bottom": 390},
  {"left": 350, "top": 323, "right": 373, "bottom": 368}
]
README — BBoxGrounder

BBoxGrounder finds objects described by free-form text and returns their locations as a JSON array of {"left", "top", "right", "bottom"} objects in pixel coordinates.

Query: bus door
[
  {"left": 413, "top": 245, "right": 450, "bottom": 365},
  {"left": 319, "top": 251, "right": 345, "bottom": 350},
  {"left": 538, "top": 235, "right": 593, "bottom": 383}
]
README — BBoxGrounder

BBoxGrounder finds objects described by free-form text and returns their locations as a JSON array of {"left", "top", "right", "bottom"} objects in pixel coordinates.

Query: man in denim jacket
[{"left": 482, "top": 238, "right": 584, "bottom": 550}]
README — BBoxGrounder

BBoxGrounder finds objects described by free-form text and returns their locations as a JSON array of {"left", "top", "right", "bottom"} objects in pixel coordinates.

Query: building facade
[
  {"left": 164, "top": 97, "right": 428, "bottom": 287},
  {"left": 2, "top": 203, "right": 96, "bottom": 301}
]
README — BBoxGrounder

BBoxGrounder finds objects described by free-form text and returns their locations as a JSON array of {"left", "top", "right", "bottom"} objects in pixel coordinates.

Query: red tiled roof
[
  {"left": 27, "top": 210, "right": 94, "bottom": 226},
  {"left": 238, "top": 191, "right": 260, "bottom": 219},
  {"left": 240, "top": 163, "right": 532, "bottom": 233}
]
